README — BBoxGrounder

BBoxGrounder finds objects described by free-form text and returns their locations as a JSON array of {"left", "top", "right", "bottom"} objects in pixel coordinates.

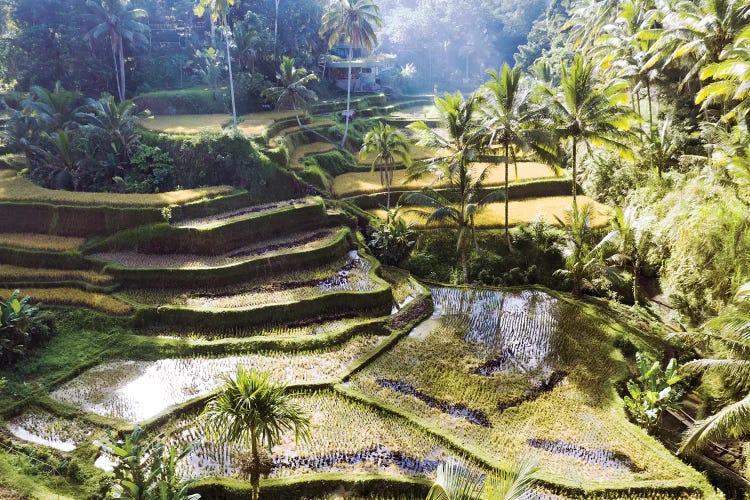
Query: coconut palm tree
[
  {"left": 320, "top": 0, "right": 382, "bottom": 148},
  {"left": 201, "top": 365, "right": 310, "bottom": 500},
  {"left": 195, "top": 0, "right": 239, "bottom": 133},
  {"left": 262, "top": 56, "right": 333, "bottom": 145},
  {"left": 480, "top": 63, "right": 557, "bottom": 247},
  {"left": 671, "top": 284, "right": 750, "bottom": 455},
  {"left": 85, "top": 0, "right": 149, "bottom": 103},
  {"left": 403, "top": 92, "right": 503, "bottom": 283},
  {"left": 426, "top": 459, "right": 539, "bottom": 500},
  {"left": 643, "top": 0, "right": 750, "bottom": 90},
  {"left": 360, "top": 122, "right": 412, "bottom": 209},
  {"left": 543, "top": 54, "right": 635, "bottom": 207},
  {"left": 606, "top": 206, "right": 654, "bottom": 304}
]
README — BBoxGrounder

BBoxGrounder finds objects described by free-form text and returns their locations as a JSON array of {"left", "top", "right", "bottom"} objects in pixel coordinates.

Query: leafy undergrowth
[
  {"left": 0, "top": 233, "right": 85, "bottom": 251},
  {"left": 348, "top": 287, "right": 709, "bottom": 490},
  {"left": 368, "top": 196, "right": 611, "bottom": 229},
  {"left": 332, "top": 161, "right": 557, "bottom": 197},
  {"left": 0, "top": 171, "right": 233, "bottom": 207}
]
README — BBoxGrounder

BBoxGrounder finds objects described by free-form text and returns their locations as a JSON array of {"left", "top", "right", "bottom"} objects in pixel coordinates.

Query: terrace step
[
  {"left": 95, "top": 227, "right": 355, "bottom": 288},
  {"left": 0, "top": 233, "right": 85, "bottom": 252},
  {"left": 87, "top": 198, "right": 332, "bottom": 256},
  {"left": 0, "top": 264, "right": 116, "bottom": 290},
  {"left": 289, "top": 142, "right": 338, "bottom": 171},
  {"left": 126, "top": 249, "right": 393, "bottom": 329}
]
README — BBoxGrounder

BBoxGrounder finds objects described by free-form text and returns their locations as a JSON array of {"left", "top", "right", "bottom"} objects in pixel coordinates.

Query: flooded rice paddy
[{"left": 7, "top": 410, "right": 95, "bottom": 451}]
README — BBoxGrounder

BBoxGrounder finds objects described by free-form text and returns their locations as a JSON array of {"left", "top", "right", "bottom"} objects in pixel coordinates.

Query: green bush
[
  {"left": 0, "top": 289, "right": 56, "bottom": 366},
  {"left": 122, "top": 143, "right": 176, "bottom": 193},
  {"left": 298, "top": 164, "right": 331, "bottom": 192}
]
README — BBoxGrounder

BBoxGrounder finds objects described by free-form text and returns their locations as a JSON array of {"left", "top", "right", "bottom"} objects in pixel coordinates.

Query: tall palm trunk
[
  {"left": 109, "top": 29, "right": 122, "bottom": 103},
  {"left": 504, "top": 144, "right": 510, "bottom": 247},
  {"left": 342, "top": 45, "right": 354, "bottom": 148},
  {"left": 225, "top": 29, "right": 238, "bottom": 133},
  {"left": 632, "top": 256, "right": 640, "bottom": 304},
  {"left": 385, "top": 159, "right": 392, "bottom": 210},
  {"left": 118, "top": 36, "right": 126, "bottom": 103},
  {"left": 274, "top": 0, "right": 280, "bottom": 61},
  {"left": 571, "top": 139, "right": 578, "bottom": 208},
  {"left": 250, "top": 433, "right": 260, "bottom": 500}
]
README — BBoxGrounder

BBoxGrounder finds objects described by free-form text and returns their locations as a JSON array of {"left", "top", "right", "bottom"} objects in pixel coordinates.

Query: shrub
[
  {"left": 0, "top": 289, "right": 56, "bottom": 366},
  {"left": 623, "top": 352, "right": 684, "bottom": 433},
  {"left": 367, "top": 208, "right": 416, "bottom": 265},
  {"left": 122, "top": 143, "right": 176, "bottom": 193}
]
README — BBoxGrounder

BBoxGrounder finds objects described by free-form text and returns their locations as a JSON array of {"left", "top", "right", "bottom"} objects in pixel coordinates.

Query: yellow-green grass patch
[
  {"left": 333, "top": 162, "right": 558, "bottom": 197},
  {"left": 0, "top": 287, "right": 132, "bottom": 314},
  {"left": 368, "top": 196, "right": 610, "bottom": 228},
  {"left": 0, "top": 233, "right": 85, "bottom": 251},
  {"left": 235, "top": 110, "right": 299, "bottom": 136},
  {"left": 139, "top": 114, "right": 232, "bottom": 134},
  {"left": 0, "top": 173, "right": 233, "bottom": 207},
  {"left": 270, "top": 120, "right": 337, "bottom": 141},
  {"left": 357, "top": 143, "right": 443, "bottom": 166},
  {"left": 0, "top": 265, "right": 114, "bottom": 286},
  {"left": 290, "top": 142, "right": 337, "bottom": 170}
]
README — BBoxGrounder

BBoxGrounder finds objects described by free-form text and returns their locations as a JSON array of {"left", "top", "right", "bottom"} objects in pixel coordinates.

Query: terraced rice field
[
  {"left": 368, "top": 197, "right": 611, "bottom": 228},
  {"left": 0, "top": 233, "right": 85, "bottom": 251},
  {"left": 0, "top": 287, "right": 132, "bottom": 314},
  {"left": 332, "top": 162, "right": 558, "bottom": 197},
  {"left": 348, "top": 287, "right": 706, "bottom": 488},
  {"left": 151, "top": 317, "right": 364, "bottom": 340},
  {"left": 0, "top": 265, "right": 114, "bottom": 285},
  {"left": 388, "top": 105, "right": 440, "bottom": 120},
  {"left": 236, "top": 110, "right": 298, "bottom": 136},
  {"left": 6, "top": 410, "right": 96, "bottom": 452},
  {"left": 123, "top": 250, "right": 378, "bottom": 309},
  {"left": 139, "top": 114, "right": 232, "bottom": 134},
  {"left": 0, "top": 171, "right": 233, "bottom": 207},
  {"left": 357, "top": 144, "right": 443, "bottom": 166},
  {"left": 290, "top": 142, "right": 338, "bottom": 170},
  {"left": 50, "top": 335, "right": 387, "bottom": 422},
  {"left": 175, "top": 197, "right": 316, "bottom": 229},
  {"left": 91, "top": 227, "right": 340, "bottom": 269}
]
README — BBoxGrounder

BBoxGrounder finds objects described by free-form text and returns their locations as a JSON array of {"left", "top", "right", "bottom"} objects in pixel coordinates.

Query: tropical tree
[
  {"left": 404, "top": 92, "right": 503, "bottom": 283},
  {"left": 480, "top": 63, "right": 556, "bottom": 247},
  {"left": 643, "top": 0, "right": 750, "bottom": 90},
  {"left": 426, "top": 459, "right": 539, "bottom": 500},
  {"left": 262, "top": 56, "right": 331, "bottom": 144},
  {"left": 233, "top": 23, "right": 258, "bottom": 72},
  {"left": 320, "top": 0, "right": 382, "bottom": 148},
  {"left": 77, "top": 94, "right": 143, "bottom": 163},
  {"left": 22, "top": 82, "right": 82, "bottom": 132},
  {"left": 97, "top": 425, "right": 200, "bottom": 500},
  {"left": 360, "top": 122, "right": 412, "bottom": 209},
  {"left": 194, "top": 0, "right": 239, "bottom": 133},
  {"left": 606, "top": 206, "right": 654, "bottom": 304},
  {"left": 553, "top": 203, "right": 619, "bottom": 297},
  {"left": 201, "top": 365, "right": 310, "bottom": 500},
  {"left": 543, "top": 54, "right": 635, "bottom": 207},
  {"left": 670, "top": 284, "right": 750, "bottom": 454},
  {"left": 85, "top": 0, "right": 148, "bottom": 103}
]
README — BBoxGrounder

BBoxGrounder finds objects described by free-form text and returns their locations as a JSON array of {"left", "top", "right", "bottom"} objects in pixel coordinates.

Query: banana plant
[{"left": 623, "top": 352, "right": 683, "bottom": 433}]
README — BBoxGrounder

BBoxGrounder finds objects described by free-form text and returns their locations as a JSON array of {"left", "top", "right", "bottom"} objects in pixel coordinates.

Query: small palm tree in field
[
  {"left": 201, "top": 365, "right": 310, "bottom": 500},
  {"left": 426, "top": 459, "right": 539, "bottom": 500},
  {"left": 360, "top": 122, "right": 412, "bottom": 210}
]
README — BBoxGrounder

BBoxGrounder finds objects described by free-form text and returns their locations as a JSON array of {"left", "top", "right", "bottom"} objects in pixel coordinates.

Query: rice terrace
[{"left": 1, "top": 0, "right": 750, "bottom": 498}]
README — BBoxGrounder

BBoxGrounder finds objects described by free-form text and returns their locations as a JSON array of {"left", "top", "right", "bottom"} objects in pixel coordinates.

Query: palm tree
[
  {"left": 77, "top": 94, "right": 142, "bottom": 162},
  {"left": 360, "top": 122, "right": 412, "bottom": 209},
  {"left": 262, "top": 56, "right": 333, "bottom": 145},
  {"left": 480, "top": 63, "right": 556, "bottom": 247},
  {"left": 23, "top": 82, "right": 82, "bottom": 132},
  {"left": 404, "top": 92, "right": 503, "bottom": 283},
  {"left": 195, "top": 0, "right": 239, "bottom": 133},
  {"left": 201, "top": 365, "right": 310, "bottom": 500},
  {"left": 85, "top": 0, "right": 149, "bottom": 103},
  {"left": 233, "top": 23, "right": 258, "bottom": 72},
  {"left": 320, "top": 0, "right": 382, "bottom": 148},
  {"left": 426, "top": 459, "right": 539, "bottom": 500},
  {"left": 543, "top": 54, "right": 635, "bottom": 207},
  {"left": 606, "top": 206, "right": 654, "bottom": 304},
  {"left": 554, "top": 203, "right": 619, "bottom": 297},
  {"left": 643, "top": 0, "right": 750, "bottom": 90},
  {"left": 696, "top": 26, "right": 750, "bottom": 123},
  {"left": 671, "top": 284, "right": 750, "bottom": 455}
]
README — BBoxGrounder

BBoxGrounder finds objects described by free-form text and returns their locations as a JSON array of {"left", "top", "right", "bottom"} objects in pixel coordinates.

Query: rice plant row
[
  {"left": 6, "top": 409, "right": 97, "bottom": 452},
  {"left": 176, "top": 197, "right": 316, "bottom": 229},
  {"left": 0, "top": 233, "right": 85, "bottom": 251},
  {"left": 0, "top": 265, "right": 114, "bottom": 286},
  {"left": 92, "top": 228, "right": 339, "bottom": 269},
  {"left": 0, "top": 287, "right": 132, "bottom": 315}
]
